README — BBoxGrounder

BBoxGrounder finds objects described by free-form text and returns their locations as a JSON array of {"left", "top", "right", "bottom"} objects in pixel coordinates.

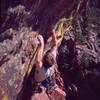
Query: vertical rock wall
[{"left": 0, "top": 0, "right": 100, "bottom": 100}]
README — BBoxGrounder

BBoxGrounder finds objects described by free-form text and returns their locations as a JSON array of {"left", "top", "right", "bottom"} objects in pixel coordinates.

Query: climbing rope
[
  {"left": 54, "top": 0, "right": 88, "bottom": 45},
  {"left": 26, "top": 45, "right": 39, "bottom": 78},
  {"left": 54, "top": 17, "right": 72, "bottom": 46},
  {"left": 24, "top": 32, "right": 40, "bottom": 79}
]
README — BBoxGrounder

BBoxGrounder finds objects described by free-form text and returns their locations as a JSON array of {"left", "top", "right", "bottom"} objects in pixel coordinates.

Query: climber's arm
[
  {"left": 51, "top": 29, "right": 57, "bottom": 58},
  {"left": 35, "top": 35, "right": 44, "bottom": 70}
]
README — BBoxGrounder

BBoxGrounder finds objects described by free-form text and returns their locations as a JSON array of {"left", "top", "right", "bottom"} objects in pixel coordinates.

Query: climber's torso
[
  {"left": 35, "top": 65, "right": 55, "bottom": 82},
  {"left": 35, "top": 50, "right": 56, "bottom": 82}
]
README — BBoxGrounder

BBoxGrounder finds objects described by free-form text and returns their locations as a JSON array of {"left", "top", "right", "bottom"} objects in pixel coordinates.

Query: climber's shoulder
[
  {"left": 35, "top": 60, "right": 43, "bottom": 70},
  {"left": 50, "top": 46, "right": 57, "bottom": 58}
]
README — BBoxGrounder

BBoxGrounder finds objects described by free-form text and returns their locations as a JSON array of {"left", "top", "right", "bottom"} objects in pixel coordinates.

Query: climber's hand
[
  {"left": 52, "top": 29, "right": 55, "bottom": 34},
  {"left": 37, "top": 35, "right": 44, "bottom": 45}
]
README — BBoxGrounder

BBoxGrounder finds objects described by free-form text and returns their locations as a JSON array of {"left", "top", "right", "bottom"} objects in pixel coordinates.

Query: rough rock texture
[
  {"left": 0, "top": 0, "right": 100, "bottom": 100},
  {"left": 0, "top": 27, "right": 39, "bottom": 100},
  {"left": 58, "top": 2, "right": 100, "bottom": 100}
]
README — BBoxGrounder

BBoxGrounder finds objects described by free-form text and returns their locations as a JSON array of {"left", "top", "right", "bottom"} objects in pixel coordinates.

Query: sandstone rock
[
  {"left": 0, "top": 27, "right": 39, "bottom": 100},
  {"left": 0, "top": 0, "right": 100, "bottom": 100}
]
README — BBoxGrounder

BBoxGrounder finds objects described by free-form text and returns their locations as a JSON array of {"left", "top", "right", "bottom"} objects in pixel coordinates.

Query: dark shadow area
[
  {"left": 58, "top": 38, "right": 100, "bottom": 100},
  {"left": 16, "top": 65, "right": 35, "bottom": 100}
]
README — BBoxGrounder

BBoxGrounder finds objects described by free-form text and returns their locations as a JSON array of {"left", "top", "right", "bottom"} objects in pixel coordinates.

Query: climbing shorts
[{"left": 41, "top": 74, "right": 57, "bottom": 90}]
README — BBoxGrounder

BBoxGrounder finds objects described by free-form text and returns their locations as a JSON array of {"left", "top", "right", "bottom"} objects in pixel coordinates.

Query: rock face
[
  {"left": 0, "top": 0, "right": 100, "bottom": 100},
  {"left": 58, "top": 3, "right": 100, "bottom": 100},
  {"left": 0, "top": 27, "right": 39, "bottom": 100}
]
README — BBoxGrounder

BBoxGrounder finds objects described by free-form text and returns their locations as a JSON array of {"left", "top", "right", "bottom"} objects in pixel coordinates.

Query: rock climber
[{"left": 33, "top": 27, "right": 66, "bottom": 98}]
